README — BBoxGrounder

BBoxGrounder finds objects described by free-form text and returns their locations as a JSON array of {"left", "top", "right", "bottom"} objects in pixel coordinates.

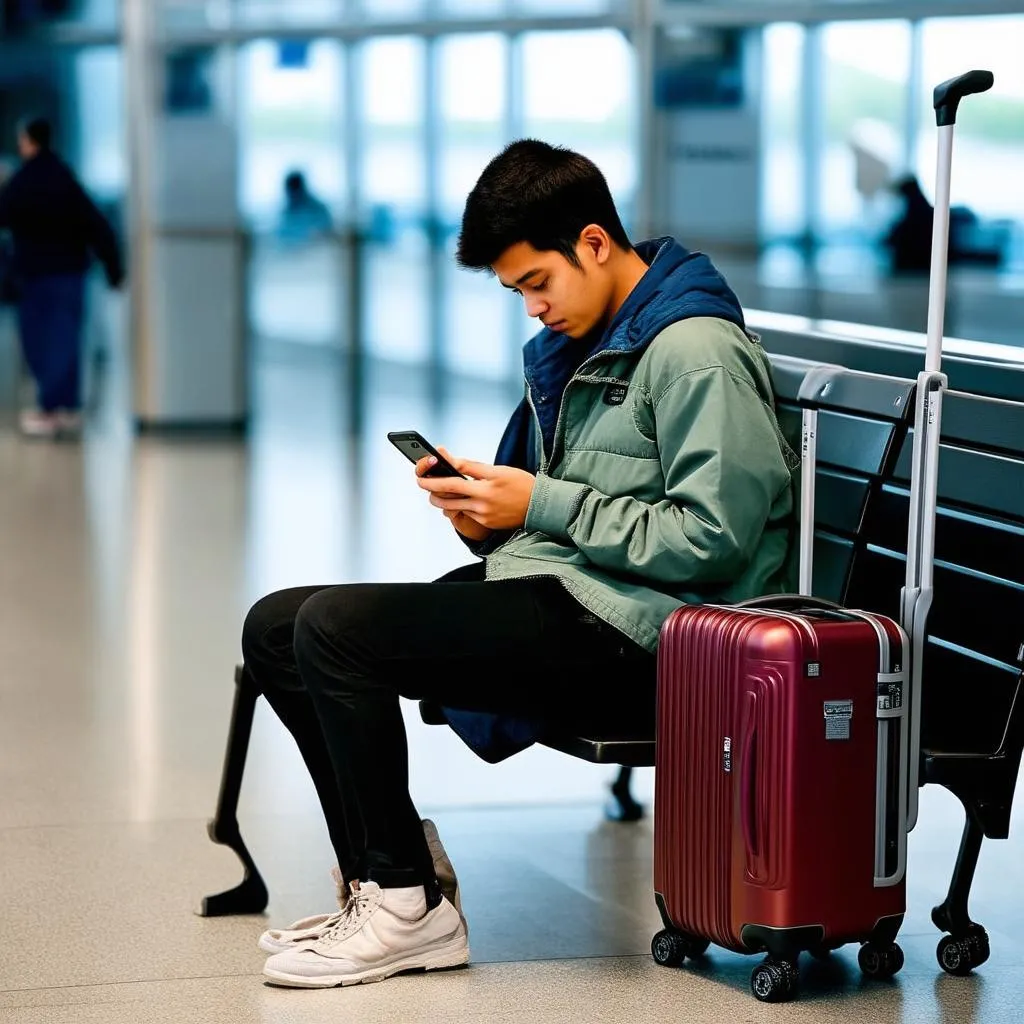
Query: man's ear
[{"left": 578, "top": 224, "right": 612, "bottom": 266}]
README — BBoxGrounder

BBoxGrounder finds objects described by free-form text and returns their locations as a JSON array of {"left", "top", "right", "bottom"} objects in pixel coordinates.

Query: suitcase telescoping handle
[
  {"left": 900, "top": 69, "right": 993, "bottom": 833},
  {"left": 923, "top": 70, "right": 994, "bottom": 374}
]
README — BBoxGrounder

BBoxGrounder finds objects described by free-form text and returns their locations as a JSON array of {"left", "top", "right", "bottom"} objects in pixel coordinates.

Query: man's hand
[
  {"left": 415, "top": 446, "right": 535, "bottom": 534},
  {"left": 414, "top": 449, "right": 493, "bottom": 541},
  {"left": 443, "top": 509, "right": 494, "bottom": 541}
]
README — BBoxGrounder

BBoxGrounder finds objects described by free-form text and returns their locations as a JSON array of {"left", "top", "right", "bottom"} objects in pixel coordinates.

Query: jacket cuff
[
  {"left": 525, "top": 475, "right": 589, "bottom": 542},
  {"left": 461, "top": 529, "right": 510, "bottom": 557}
]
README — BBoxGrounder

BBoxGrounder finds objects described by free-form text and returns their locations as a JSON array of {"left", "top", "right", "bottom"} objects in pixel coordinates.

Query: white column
[{"left": 122, "top": 0, "right": 158, "bottom": 419}]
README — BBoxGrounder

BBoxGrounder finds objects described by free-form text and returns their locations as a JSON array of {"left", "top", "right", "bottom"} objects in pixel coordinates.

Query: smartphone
[{"left": 387, "top": 430, "right": 466, "bottom": 478}]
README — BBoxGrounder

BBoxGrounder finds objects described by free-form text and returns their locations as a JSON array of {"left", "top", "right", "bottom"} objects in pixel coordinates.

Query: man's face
[
  {"left": 492, "top": 239, "right": 612, "bottom": 341},
  {"left": 16, "top": 131, "right": 37, "bottom": 161}
]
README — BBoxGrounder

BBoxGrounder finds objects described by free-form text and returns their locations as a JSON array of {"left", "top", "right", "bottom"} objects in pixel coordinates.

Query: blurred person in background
[
  {"left": 0, "top": 116, "right": 123, "bottom": 438},
  {"left": 883, "top": 172, "right": 1006, "bottom": 276},
  {"left": 884, "top": 174, "right": 934, "bottom": 274},
  {"left": 277, "top": 169, "right": 333, "bottom": 245}
]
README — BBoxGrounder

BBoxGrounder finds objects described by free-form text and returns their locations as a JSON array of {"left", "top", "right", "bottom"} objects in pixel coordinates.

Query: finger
[
  {"left": 436, "top": 447, "right": 496, "bottom": 480},
  {"left": 414, "top": 455, "right": 438, "bottom": 478},
  {"left": 417, "top": 475, "right": 478, "bottom": 496},
  {"left": 429, "top": 494, "right": 478, "bottom": 512},
  {"left": 451, "top": 458, "right": 498, "bottom": 480}
]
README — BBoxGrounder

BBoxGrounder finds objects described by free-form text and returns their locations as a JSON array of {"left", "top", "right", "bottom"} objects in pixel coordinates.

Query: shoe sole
[{"left": 262, "top": 933, "right": 470, "bottom": 989}]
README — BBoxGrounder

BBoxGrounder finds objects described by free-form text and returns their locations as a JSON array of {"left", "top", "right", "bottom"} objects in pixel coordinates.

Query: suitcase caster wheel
[
  {"left": 651, "top": 930, "right": 707, "bottom": 967},
  {"left": 652, "top": 929, "right": 687, "bottom": 968},
  {"left": 938, "top": 928, "right": 989, "bottom": 976},
  {"left": 859, "top": 942, "right": 904, "bottom": 979},
  {"left": 750, "top": 958, "right": 798, "bottom": 1003}
]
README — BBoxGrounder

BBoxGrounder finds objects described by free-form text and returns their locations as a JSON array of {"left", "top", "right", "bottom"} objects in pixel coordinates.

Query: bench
[{"left": 750, "top": 309, "right": 1024, "bottom": 403}]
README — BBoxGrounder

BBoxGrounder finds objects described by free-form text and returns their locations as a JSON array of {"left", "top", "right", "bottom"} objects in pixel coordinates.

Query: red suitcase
[{"left": 653, "top": 598, "right": 909, "bottom": 1002}]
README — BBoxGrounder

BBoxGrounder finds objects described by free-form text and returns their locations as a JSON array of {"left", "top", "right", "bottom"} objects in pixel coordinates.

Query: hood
[
  {"left": 522, "top": 237, "right": 745, "bottom": 383},
  {"left": 519, "top": 237, "right": 746, "bottom": 460}
]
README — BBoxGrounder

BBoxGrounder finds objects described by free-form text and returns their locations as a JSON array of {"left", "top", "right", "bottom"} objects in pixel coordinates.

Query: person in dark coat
[
  {"left": 884, "top": 175, "right": 934, "bottom": 275},
  {"left": 0, "top": 117, "right": 123, "bottom": 437}
]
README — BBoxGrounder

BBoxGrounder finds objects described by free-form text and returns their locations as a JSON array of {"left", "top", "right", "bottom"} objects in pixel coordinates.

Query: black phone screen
[{"left": 387, "top": 431, "right": 465, "bottom": 478}]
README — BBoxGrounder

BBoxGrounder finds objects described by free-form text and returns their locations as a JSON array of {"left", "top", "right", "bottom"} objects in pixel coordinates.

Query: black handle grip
[{"left": 934, "top": 70, "right": 994, "bottom": 127}]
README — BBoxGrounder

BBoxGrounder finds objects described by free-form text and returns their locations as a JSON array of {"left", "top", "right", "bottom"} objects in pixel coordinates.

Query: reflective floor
[{"left": 0, "top": 268, "right": 1022, "bottom": 1023}]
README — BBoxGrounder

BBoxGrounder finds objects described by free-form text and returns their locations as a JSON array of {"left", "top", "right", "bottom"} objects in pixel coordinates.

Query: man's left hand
[{"left": 416, "top": 448, "right": 536, "bottom": 531}]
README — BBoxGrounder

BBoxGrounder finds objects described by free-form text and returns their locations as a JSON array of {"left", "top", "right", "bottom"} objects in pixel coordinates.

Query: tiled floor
[{"left": 0, "top": 273, "right": 1021, "bottom": 1023}]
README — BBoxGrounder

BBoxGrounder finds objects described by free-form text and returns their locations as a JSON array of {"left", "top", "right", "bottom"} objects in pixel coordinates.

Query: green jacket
[{"left": 484, "top": 315, "right": 798, "bottom": 653}]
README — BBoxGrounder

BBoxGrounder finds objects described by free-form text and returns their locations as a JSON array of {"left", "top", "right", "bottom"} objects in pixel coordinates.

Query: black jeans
[{"left": 241, "top": 562, "right": 655, "bottom": 892}]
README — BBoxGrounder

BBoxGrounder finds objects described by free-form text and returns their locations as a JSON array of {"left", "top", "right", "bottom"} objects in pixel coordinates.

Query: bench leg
[
  {"left": 198, "top": 664, "right": 270, "bottom": 917},
  {"left": 931, "top": 803, "right": 991, "bottom": 975},
  {"left": 605, "top": 765, "right": 644, "bottom": 822}
]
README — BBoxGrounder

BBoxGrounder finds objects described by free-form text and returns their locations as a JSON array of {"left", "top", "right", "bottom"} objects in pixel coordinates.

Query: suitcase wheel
[
  {"left": 937, "top": 927, "right": 990, "bottom": 977},
  {"left": 858, "top": 941, "right": 905, "bottom": 980},
  {"left": 750, "top": 957, "right": 799, "bottom": 1003},
  {"left": 651, "top": 929, "right": 709, "bottom": 968}
]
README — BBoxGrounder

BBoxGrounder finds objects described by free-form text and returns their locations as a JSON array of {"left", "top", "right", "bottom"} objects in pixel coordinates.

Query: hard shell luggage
[
  {"left": 652, "top": 585, "right": 910, "bottom": 1003},
  {"left": 651, "top": 70, "right": 995, "bottom": 1003}
]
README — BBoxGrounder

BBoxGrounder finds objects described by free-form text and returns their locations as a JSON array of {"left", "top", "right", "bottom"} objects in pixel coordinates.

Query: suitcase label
[{"left": 824, "top": 700, "right": 854, "bottom": 740}]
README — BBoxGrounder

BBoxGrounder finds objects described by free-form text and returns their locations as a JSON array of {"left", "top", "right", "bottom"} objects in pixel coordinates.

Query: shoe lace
[{"left": 320, "top": 883, "right": 373, "bottom": 943}]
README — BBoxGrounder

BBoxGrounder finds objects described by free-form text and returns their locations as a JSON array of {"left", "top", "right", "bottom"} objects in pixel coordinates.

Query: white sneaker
[
  {"left": 19, "top": 409, "right": 57, "bottom": 438},
  {"left": 262, "top": 881, "right": 469, "bottom": 988},
  {"left": 54, "top": 409, "right": 83, "bottom": 435},
  {"left": 258, "top": 821, "right": 462, "bottom": 954},
  {"left": 257, "top": 867, "right": 348, "bottom": 954}
]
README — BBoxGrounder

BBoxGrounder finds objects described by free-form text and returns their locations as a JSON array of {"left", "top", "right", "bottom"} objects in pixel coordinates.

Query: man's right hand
[{"left": 414, "top": 446, "right": 493, "bottom": 542}]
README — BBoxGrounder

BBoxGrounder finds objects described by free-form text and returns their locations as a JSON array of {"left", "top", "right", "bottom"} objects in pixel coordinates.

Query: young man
[
  {"left": 242, "top": 140, "right": 798, "bottom": 989},
  {"left": 0, "top": 117, "right": 123, "bottom": 438}
]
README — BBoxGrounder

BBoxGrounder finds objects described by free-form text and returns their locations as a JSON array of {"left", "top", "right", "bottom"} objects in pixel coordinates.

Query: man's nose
[{"left": 525, "top": 295, "right": 549, "bottom": 319}]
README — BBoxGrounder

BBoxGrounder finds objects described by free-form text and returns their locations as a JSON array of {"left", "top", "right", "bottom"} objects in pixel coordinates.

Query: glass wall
[
  {"left": 760, "top": 22, "right": 804, "bottom": 242},
  {"left": 518, "top": 27, "right": 636, "bottom": 346},
  {"left": 232, "top": 20, "right": 637, "bottom": 373},
  {"left": 358, "top": 35, "right": 431, "bottom": 364},
  {"left": 521, "top": 29, "right": 637, "bottom": 218},
  {"left": 759, "top": 11, "right": 1024, "bottom": 276},
  {"left": 75, "top": 47, "right": 126, "bottom": 202},
  {"left": 817, "top": 20, "right": 911, "bottom": 240},
  {"left": 238, "top": 39, "right": 347, "bottom": 348},
  {"left": 238, "top": 39, "right": 346, "bottom": 229},
  {"left": 916, "top": 16, "right": 1024, "bottom": 223},
  {"left": 437, "top": 33, "right": 513, "bottom": 378}
]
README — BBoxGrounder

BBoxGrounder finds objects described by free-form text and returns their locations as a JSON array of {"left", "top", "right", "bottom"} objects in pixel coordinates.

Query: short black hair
[
  {"left": 19, "top": 117, "right": 52, "bottom": 151},
  {"left": 285, "top": 170, "right": 305, "bottom": 193},
  {"left": 456, "top": 139, "right": 631, "bottom": 270}
]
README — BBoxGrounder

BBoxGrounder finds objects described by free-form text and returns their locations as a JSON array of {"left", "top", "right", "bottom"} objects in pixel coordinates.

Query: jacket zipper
[{"left": 524, "top": 377, "right": 547, "bottom": 474}]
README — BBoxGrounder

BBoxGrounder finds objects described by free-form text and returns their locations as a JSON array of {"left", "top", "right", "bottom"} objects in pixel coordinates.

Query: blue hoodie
[{"left": 440, "top": 238, "right": 751, "bottom": 762}]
